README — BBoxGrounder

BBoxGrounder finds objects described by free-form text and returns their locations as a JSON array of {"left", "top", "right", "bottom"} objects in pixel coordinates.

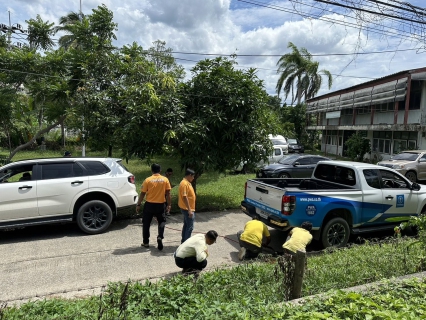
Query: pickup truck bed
[{"left": 254, "top": 178, "right": 355, "bottom": 190}]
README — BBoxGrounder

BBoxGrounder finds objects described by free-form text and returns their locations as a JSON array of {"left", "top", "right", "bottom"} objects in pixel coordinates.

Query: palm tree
[
  {"left": 25, "top": 15, "right": 55, "bottom": 50},
  {"left": 276, "top": 42, "right": 332, "bottom": 105},
  {"left": 54, "top": 11, "right": 86, "bottom": 50}
]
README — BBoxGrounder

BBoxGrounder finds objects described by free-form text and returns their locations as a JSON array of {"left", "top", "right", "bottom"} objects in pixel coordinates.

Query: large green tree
[
  {"left": 173, "top": 57, "right": 281, "bottom": 189},
  {"left": 276, "top": 42, "right": 332, "bottom": 105}
]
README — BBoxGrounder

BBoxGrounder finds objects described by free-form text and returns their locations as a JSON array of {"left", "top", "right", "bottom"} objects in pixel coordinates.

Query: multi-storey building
[{"left": 306, "top": 67, "right": 426, "bottom": 160}]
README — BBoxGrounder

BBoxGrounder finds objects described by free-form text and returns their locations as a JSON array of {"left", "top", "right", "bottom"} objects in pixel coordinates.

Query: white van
[
  {"left": 235, "top": 146, "right": 285, "bottom": 173},
  {"left": 268, "top": 134, "right": 289, "bottom": 154}
]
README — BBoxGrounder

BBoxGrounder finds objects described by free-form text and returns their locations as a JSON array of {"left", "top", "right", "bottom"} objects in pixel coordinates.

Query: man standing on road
[
  {"left": 237, "top": 218, "right": 271, "bottom": 261},
  {"left": 178, "top": 169, "right": 196, "bottom": 243},
  {"left": 136, "top": 164, "right": 171, "bottom": 250},
  {"left": 282, "top": 221, "right": 313, "bottom": 254},
  {"left": 174, "top": 230, "right": 218, "bottom": 275}
]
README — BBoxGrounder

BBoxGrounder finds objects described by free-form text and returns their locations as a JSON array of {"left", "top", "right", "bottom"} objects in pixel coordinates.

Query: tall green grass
[{"left": 0, "top": 149, "right": 253, "bottom": 212}]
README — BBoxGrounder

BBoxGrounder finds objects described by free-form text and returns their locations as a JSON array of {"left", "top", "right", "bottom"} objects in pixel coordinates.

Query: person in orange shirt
[
  {"left": 136, "top": 163, "right": 171, "bottom": 250},
  {"left": 178, "top": 168, "right": 196, "bottom": 243}
]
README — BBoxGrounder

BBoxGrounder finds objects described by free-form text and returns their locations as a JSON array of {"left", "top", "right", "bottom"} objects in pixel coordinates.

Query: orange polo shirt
[
  {"left": 178, "top": 178, "right": 196, "bottom": 211},
  {"left": 141, "top": 174, "right": 171, "bottom": 203}
]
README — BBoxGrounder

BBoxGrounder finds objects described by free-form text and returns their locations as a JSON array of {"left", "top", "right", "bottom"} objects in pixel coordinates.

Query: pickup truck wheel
[
  {"left": 321, "top": 217, "right": 350, "bottom": 248},
  {"left": 279, "top": 173, "right": 290, "bottom": 178},
  {"left": 405, "top": 171, "right": 417, "bottom": 183},
  {"left": 77, "top": 200, "right": 113, "bottom": 235}
]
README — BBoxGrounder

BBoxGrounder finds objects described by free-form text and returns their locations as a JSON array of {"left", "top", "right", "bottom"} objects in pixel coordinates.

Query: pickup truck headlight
[{"left": 392, "top": 164, "right": 404, "bottom": 169}]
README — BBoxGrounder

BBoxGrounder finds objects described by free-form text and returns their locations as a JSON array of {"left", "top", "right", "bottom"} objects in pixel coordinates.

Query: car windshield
[
  {"left": 278, "top": 155, "right": 299, "bottom": 164},
  {"left": 287, "top": 139, "right": 298, "bottom": 144},
  {"left": 391, "top": 152, "right": 419, "bottom": 161},
  {"left": 271, "top": 139, "right": 287, "bottom": 145}
]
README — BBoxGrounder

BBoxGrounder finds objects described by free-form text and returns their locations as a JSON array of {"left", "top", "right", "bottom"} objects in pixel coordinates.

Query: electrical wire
[
  {"left": 313, "top": 0, "right": 426, "bottom": 24},
  {"left": 237, "top": 0, "right": 424, "bottom": 43}
]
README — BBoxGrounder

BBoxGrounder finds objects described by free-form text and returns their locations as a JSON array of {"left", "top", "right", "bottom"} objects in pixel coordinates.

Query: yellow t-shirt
[
  {"left": 283, "top": 227, "right": 313, "bottom": 253},
  {"left": 240, "top": 220, "right": 270, "bottom": 248},
  {"left": 141, "top": 174, "right": 171, "bottom": 203},
  {"left": 178, "top": 178, "right": 196, "bottom": 211}
]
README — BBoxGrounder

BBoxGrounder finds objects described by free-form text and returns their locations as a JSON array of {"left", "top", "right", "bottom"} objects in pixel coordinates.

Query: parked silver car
[{"left": 378, "top": 150, "right": 426, "bottom": 182}]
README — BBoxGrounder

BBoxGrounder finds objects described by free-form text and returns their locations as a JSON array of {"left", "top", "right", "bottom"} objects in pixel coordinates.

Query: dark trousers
[
  {"left": 142, "top": 202, "right": 166, "bottom": 244},
  {"left": 237, "top": 230, "right": 262, "bottom": 259},
  {"left": 175, "top": 256, "right": 207, "bottom": 271}
]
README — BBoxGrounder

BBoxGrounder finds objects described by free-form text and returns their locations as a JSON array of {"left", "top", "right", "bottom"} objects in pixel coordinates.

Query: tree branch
[{"left": 7, "top": 115, "right": 67, "bottom": 162}]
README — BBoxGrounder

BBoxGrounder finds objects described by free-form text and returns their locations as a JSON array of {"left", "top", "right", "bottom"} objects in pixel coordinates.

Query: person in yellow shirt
[
  {"left": 136, "top": 164, "right": 171, "bottom": 250},
  {"left": 237, "top": 218, "right": 271, "bottom": 261},
  {"left": 178, "top": 168, "right": 196, "bottom": 243},
  {"left": 282, "top": 222, "right": 313, "bottom": 254}
]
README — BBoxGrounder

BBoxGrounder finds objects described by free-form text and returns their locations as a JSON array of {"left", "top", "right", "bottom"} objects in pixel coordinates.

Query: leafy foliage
[
  {"left": 344, "top": 132, "right": 371, "bottom": 161},
  {"left": 175, "top": 57, "right": 281, "bottom": 176}
]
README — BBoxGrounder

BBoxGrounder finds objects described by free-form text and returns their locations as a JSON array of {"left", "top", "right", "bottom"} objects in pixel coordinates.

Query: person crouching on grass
[
  {"left": 174, "top": 230, "right": 218, "bottom": 275},
  {"left": 237, "top": 217, "right": 271, "bottom": 261},
  {"left": 282, "top": 221, "right": 313, "bottom": 254}
]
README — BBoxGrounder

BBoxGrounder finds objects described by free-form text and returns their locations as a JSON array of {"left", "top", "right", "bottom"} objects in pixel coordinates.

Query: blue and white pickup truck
[{"left": 241, "top": 161, "right": 426, "bottom": 248}]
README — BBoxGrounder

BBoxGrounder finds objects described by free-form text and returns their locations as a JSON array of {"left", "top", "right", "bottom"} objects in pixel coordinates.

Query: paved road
[{"left": 0, "top": 211, "right": 290, "bottom": 305}]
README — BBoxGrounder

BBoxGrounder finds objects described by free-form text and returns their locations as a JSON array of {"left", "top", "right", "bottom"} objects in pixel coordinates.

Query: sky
[{"left": 1, "top": 0, "right": 426, "bottom": 105}]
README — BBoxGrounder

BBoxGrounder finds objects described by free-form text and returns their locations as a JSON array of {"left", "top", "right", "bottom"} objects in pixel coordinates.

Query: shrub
[{"left": 345, "top": 132, "right": 371, "bottom": 162}]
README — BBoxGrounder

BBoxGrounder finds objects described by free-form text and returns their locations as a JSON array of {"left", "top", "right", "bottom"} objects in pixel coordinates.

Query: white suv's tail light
[{"left": 128, "top": 175, "right": 135, "bottom": 184}]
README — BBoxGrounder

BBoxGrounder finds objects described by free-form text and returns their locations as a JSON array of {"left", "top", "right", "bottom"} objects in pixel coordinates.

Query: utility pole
[{"left": 0, "top": 11, "right": 27, "bottom": 50}]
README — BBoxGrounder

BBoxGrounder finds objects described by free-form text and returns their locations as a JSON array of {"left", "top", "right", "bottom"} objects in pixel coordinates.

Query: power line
[
  {"left": 289, "top": 0, "right": 419, "bottom": 34},
  {"left": 238, "top": 0, "right": 422, "bottom": 43},
  {"left": 170, "top": 47, "right": 422, "bottom": 57},
  {"left": 365, "top": 0, "right": 426, "bottom": 16},
  {"left": 313, "top": 0, "right": 426, "bottom": 24}
]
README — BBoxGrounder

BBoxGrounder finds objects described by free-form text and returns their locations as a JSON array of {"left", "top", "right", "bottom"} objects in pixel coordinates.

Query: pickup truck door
[{"left": 379, "top": 169, "right": 418, "bottom": 218}]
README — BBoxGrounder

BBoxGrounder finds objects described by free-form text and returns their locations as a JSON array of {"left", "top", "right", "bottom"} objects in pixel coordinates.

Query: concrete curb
[{"left": 286, "top": 270, "right": 426, "bottom": 306}]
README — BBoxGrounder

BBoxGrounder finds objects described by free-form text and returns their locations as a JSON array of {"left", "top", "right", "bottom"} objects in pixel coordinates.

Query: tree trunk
[
  {"left": 191, "top": 176, "right": 197, "bottom": 195},
  {"left": 7, "top": 115, "right": 67, "bottom": 162},
  {"left": 61, "top": 119, "right": 65, "bottom": 147},
  {"left": 108, "top": 145, "right": 113, "bottom": 157}
]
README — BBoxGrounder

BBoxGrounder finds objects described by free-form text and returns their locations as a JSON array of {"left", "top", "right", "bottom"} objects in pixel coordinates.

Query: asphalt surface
[{"left": 0, "top": 210, "right": 291, "bottom": 305}]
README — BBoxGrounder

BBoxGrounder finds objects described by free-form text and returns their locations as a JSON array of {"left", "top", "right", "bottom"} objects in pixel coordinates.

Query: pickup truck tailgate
[{"left": 245, "top": 180, "right": 283, "bottom": 218}]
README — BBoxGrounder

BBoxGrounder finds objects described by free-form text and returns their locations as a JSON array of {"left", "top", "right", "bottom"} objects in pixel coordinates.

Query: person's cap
[{"left": 64, "top": 151, "right": 71, "bottom": 156}]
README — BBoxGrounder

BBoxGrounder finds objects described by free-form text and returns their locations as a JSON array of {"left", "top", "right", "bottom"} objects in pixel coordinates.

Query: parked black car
[
  {"left": 287, "top": 138, "right": 304, "bottom": 153},
  {"left": 256, "top": 154, "right": 330, "bottom": 178}
]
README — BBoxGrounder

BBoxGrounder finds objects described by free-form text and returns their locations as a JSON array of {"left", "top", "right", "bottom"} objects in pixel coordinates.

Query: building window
[
  {"left": 375, "top": 102, "right": 394, "bottom": 112},
  {"left": 325, "top": 130, "right": 340, "bottom": 145},
  {"left": 409, "top": 80, "right": 422, "bottom": 110},
  {"left": 357, "top": 106, "right": 370, "bottom": 114},
  {"left": 373, "top": 139, "right": 391, "bottom": 154}
]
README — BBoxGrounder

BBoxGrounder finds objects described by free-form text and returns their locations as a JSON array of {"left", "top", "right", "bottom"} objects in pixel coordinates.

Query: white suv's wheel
[{"left": 77, "top": 200, "right": 113, "bottom": 234}]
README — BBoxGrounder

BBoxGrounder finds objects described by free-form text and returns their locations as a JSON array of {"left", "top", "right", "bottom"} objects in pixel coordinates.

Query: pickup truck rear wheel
[
  {"left": 321, "top": 217, "right": 350, "bottom": 248},
  {"left": 77, "top": 200, "right": 113, "bottom": 235}
]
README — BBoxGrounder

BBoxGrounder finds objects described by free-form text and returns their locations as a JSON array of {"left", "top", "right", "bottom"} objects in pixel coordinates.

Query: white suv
[{"left": 0, "top": 157, "right": 138, "bottom": 234}]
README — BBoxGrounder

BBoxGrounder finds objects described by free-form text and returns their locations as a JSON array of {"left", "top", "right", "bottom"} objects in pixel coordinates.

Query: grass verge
[{"left": 2, "top": 237, "right": 425, "bottom": 319}]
